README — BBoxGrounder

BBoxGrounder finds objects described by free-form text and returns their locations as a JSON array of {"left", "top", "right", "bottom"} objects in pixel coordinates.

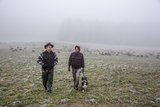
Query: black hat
[
  {"left": 44, "top": 42, "right": 54, "bottom": 49},
  {"left": 75, "top": 45, "right": 80, "bottom": 51}
]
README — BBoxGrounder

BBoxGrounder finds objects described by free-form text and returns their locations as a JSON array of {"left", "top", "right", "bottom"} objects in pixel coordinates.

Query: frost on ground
[{"left": 0, "top": 42, "right": 160, "bottom": 107}]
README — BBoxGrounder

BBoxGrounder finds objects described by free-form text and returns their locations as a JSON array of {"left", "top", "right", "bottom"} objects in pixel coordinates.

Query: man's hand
[
  {"left": 81, "top": 67, "right": 84, "bottom": 72},
  {"left": 39, "top": 62, "right": 44, "bottom": 66},
  {"left": 54, "top": 61, "right": 58, "bottom": 66}
]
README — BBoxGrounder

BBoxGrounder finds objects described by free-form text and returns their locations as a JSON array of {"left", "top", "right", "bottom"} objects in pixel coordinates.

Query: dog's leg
[{"left": 82, "top": 89, "right": 85, "bottom": 93}]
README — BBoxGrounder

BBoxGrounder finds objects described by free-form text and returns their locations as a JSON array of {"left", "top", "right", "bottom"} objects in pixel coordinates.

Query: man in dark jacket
[
  {"left": 37, "top": 42, "right": 58, "bottom": 93},
  {"left": 68, "top": 45, "right": 85, "bottom": 90}
]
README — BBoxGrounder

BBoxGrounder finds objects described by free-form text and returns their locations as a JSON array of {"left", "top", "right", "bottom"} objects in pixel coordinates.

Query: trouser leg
[
  {"left": 75, "top": 68, "right": 81, "bottom": 88},
  {"left": 47, "top": 69, "right": 54, "bottom": 91},
  {"left": 72, "top": 68, "right": 76, "bottom": 87},
  {"left": 72, "top": 68, "right": 81, "bottom": 89},
  {"left": 42, "top": 71, "right": 48, "bottom": 90}
]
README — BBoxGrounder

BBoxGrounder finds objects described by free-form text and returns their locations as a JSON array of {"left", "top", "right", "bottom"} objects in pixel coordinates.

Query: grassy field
[{"left": 0, "top": 42, "right": 160, "bottom": 107}]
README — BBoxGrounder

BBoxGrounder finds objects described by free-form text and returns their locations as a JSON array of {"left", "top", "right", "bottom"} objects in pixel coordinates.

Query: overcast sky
[{"left": 0, "top": 0, "right": 160, "bottom": 47}]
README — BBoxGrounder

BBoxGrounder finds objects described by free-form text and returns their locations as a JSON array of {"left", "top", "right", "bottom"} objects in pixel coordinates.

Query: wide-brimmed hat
[{"left": 44, "top": 42, "right": 54, "bottom": 49}]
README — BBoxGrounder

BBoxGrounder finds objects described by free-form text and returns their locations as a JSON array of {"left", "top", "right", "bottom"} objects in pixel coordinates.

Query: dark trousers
[{"left": 42, "top": 69, "right": 54, "bottom": 91}]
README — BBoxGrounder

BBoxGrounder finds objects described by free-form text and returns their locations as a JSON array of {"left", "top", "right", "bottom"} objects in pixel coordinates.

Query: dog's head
[
  {"left": 82, "top": 76, "right": 88, "bottom": 81},
  {"left": 82, "top": 76, "right": 88, "bottom": 86}
]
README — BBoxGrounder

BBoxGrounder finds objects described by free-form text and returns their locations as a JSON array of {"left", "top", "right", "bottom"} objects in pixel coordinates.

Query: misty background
[{"left": 0, "top": 0, "right": 160, "bottom": 47}]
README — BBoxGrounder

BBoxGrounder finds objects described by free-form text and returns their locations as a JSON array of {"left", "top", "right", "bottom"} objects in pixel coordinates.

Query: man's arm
[
  {"left": 68, "top": 53, "right": 72, "bottom": 71},
  {"left": 81, "top": 54, "right": 85, "bottom": 68},
  {"left": 54, "top": 53, "right": 58, "bottom": 65},
  {"left": 37, "top": 53, "right": 44, "bottom": 65}
]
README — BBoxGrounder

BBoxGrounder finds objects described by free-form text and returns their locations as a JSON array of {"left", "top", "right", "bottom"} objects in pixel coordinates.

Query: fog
[{"left": 0, "top": 0, "right": 160, "bottom": 47}]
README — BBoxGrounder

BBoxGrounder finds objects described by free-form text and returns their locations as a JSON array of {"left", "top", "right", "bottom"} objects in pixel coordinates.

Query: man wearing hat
[
  {"left": 37, "top": 42, "right": 58, "bottom": 93},
  {"left": 68, "top": 45, "right": 85, "bottom": 90}
]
